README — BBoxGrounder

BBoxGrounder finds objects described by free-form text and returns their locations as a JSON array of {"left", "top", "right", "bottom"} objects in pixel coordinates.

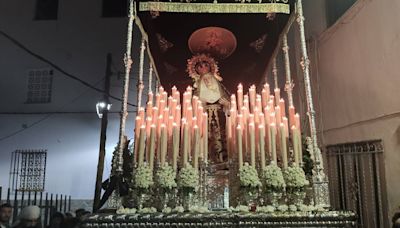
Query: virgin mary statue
[{"left": 187, "top": 54, "right": 230, "bottom": 165}]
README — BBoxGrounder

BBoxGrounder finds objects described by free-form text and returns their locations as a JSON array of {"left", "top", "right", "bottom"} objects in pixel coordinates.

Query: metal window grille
[
  {"left": 102, "top": 0, "right": 128, "bottom": 18},
  {"left": 9, "top": 150, "right": 47, "bottom": 192},
  {"left": 326, "top": 140, "right": 388, "bottom": 228},
  {"left": 26, "top": 69, "right": 53, "bottom": 104},
  {"left": 34, "top": 0, "right": 59, "bottom": 20}
]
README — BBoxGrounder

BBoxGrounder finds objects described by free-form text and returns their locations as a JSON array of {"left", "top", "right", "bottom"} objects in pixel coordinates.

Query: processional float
[{"left": 83, "top": 0, "right": 356, "bottom": 227}]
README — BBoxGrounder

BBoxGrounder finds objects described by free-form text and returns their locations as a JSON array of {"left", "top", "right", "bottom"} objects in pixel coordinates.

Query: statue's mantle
[{"left": 81, "top": 211, "right": 356, "bottom": 227}]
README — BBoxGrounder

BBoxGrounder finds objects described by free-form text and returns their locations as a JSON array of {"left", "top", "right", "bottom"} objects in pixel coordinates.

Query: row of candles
[
  {"left": 133, "top": 86, "right": 208, "bottom": 172},
  {"left": 227, "top": 83, "right": 303, "bottom": 170}
]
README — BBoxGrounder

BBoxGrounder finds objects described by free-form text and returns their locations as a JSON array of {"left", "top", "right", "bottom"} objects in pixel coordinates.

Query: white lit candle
[
  {"left": 146, "top": 101, "right": 153, "bottom": 119},
  {"left": 237, "top": 84, "right": 243, "bottom": 113},
  {"left": 160, "top": 124, "right": 167, "bottom": 166},
  {"left": 138, "top": 125, "right": 146, "bottom": 167},
  {"left": 183, "top": 122, "right": 189, "bottom": 167},
  {"left": 134, "top": 116, "right": 142, "bottom": 163},
  {"left": 249, "top": 85, "right": 256, "bottom": 113},
  {"left": 295, "top": 113, "right": 301, "bottom": 131},
  {"left": 270, "top": 123, "right": 277, "bottom": 164},
  {"left": 203, "top": 113, "right": 208, "bottom": 163},
  {"left": 259, "top": 124, "right": 266, "bottom": 169},
  {"left": 249, "top": 123, "right": 256, "bottom": 167},
  {"left": 280, "top": 123, "right": 288, "bottom": 169},
  {"left": 155, "top": 93, "right": 161, "bottom": 111},
  {"left": 172, "top": 123, "right": 179, "bottom": 172},
  {"left": 148, "top": 125, "right": 156, "bottom": 171},
  {"left": 193, "top": 125, "right": 200, "bottom": 170},
  {"left": 237, "top": 125, "right": 243, "bottom": 168},
  {"left": 151, "top": 107, "right": 158, "bottom": 125},
  {"left": 279, "top": 98, "right": 286, "bottom": 119},
  {"left": 274, "top": 88, "right": 280, "bottom": 105},
  {"left": 289, "top": 105, "right": 296, "bottom": 128},
  {"left": 148, "top": 91, "right": 153, "bottom": 104},
  {"left": 291, "top": 126, "right": 299, "bottom": 165}
]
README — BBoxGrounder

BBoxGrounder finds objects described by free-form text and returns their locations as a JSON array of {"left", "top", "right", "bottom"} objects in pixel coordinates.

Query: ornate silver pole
[
  {"left": 296, "top": 0, "right": 330, "bottom": 208},
  {"left": 108, "top": 0, "right": 135, "bottom": 209},
  {"left": 282, "top": 34, "right": 294, "bottom": 107},
  {"left": 115, "top": 0, "right": 135, "bottom": 174},
  {"left": 148, "top": 64, "right": 153, "bottom": 93},
  {"left": 155, "top": 77, "right": 160, "bottom": 93},
  {"left": 137, "top": 38, "right": 146, "bottom": 109},
  {"left": 272, "top": 57, "right": 278, "bottom": 89}
]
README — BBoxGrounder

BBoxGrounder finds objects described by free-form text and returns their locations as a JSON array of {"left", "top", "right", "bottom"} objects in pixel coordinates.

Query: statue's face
[{"left": 195, "top": 62, "right": 211, "bottom": 75}]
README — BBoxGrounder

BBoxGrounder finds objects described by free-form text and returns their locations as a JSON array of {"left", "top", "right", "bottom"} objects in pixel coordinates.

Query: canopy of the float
[{"left": 135, "top": 0, "right": 294, "bottom": 93}]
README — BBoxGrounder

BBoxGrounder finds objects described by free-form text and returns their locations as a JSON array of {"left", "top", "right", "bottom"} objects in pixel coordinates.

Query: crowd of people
[{"left": 0, "top": 203, "right": 90, "bottom": 228}]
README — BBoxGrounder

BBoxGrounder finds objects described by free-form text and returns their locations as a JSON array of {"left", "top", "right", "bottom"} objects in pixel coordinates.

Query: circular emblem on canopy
[{"left": 188, "top": 27, "right": 237, "bottom": 60}]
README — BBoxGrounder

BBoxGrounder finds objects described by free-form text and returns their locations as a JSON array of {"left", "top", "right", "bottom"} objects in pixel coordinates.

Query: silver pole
[
  {"left": 137, "top": 38, "right": 146, "bottom": 108},
  {"left": 282, "top": 34, "right": 294, "bottom": 107},
  {"left": 115, "top": 0, "right": 135, "bottom": 175},
  {"left": 155, "top": 78, "right": 160, "bottom": 93},
  {"left": 107, "top": 0, "right": 135, "bottom": 210},
  {"left": 296, "top": 0, "right": 330, "bottom": 208},
  {"left": 148, "top": 64, "right": 153, "bottom": 93},
  {"left": 272, "top": 58, "right": 278, "bottom": 89}
]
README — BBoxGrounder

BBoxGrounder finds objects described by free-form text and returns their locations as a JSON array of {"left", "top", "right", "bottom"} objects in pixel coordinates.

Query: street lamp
[{"left": 96, "top": 101, "right": 112, "bottom": 118}]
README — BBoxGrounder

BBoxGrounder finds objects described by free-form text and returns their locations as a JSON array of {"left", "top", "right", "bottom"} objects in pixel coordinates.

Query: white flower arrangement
[
  {"left": 239, "top": 162, "right": 262, "bottom": 188},
  {"left": 261, "top": 163, "right": 286, "bottom": 191},
  {"left": 228, "top": 205, "right": 249, "bottom": 212},
  {"left": 277, "top": 204, "right": 288, "bottom": 212},
  {"left": 172, "top": 206, "right": 185, "bottom": 213},
  {"left": 256, "top": 206, "right": 275, "bottom": 213},
  {"left": 134, "top": 164, "right": 154, "bottom": 189},
  {"left": 156, "top": 163, "right": 177, "bottom": 190},
  {"left": 138, "top": 207, "right": 157, "bottom": 213},
  {"left": 283, "top": 164, "right": 309, "bottom": 190},
  {"left": 116, "top": 207, "right": 137, "bottom": 214},
  {"left": 162, "top": 207, "right": 172, "bottom": 213},
  {"left": 189, "top": 206, "right": 209, "bottom": 213},
  {"left": 298, "top": 204, "right": 311, "bottom": 212},
  {"left": 178, "top": 164, "right": 199, "bottom": 189},
  {"left": 314, "top": 205, "right": 327, "bottom": 212},
  {"left": 289, "top": 204, "right": 297, "bottom": 212}
]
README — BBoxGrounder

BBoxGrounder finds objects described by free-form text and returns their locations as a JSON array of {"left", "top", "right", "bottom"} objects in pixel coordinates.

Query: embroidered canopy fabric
[{"left": 137, "top": 1, "right": 294, "bottom": 92}]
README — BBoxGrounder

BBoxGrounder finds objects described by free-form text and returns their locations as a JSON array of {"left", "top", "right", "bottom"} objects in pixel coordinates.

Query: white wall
[
  {"left": 0, "top": 0, "right": 150, "bottom": 199},
  {"left": 0, "top": 114, "right": 134, "bottom": 199},
  {"left": 312, "top": 0, "right": 400, "bottom": 220}
]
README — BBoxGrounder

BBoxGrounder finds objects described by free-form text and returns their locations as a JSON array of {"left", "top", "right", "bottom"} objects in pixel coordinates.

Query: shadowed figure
[{"left": 97, "top": 138, "right": 133, "bottom": 211}]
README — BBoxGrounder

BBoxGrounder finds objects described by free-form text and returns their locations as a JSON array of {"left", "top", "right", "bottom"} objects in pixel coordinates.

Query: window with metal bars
[
  {"left": 326, "top": 140, "right": 388, "bottom": 228},
  {"left": 34, "top": 0, "right": 59, "bottom": 20},
  {"left": 26, "top": 69, "right": 53, "bottom": 104},
  {"left": 9, "top": 150, "right": 47, "bottom": 192}
]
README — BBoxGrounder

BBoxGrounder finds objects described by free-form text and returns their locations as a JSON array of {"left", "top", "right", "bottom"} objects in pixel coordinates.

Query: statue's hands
[{"left": 218, "top": 97, "right": 230, "bottom": 111}]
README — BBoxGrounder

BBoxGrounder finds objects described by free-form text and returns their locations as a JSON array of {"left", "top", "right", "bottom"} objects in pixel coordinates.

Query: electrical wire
[
  {"left": 0, "top": 29, "right": 137, "bottom": 107},
  {"left": 0, "top": 77, "right": 135, "bottom": 142}
]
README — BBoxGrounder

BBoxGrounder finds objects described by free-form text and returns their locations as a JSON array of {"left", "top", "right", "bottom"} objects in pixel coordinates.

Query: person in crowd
[
  {"left": 0, "top": 203, "right": 13, "bottom": 228},
  {"left": 393, "top": 211, "right": 400, "bottom": 228},
  {"left": 47, "top": 212, "right": 63, "bottom": 228},
  {"left": 73, "top": 209, "right": 85, "bottom": 219},
  {"left": 74, "top": 209, "right": 89, "bottom": 221},
  {"left": 60, "top": 218, "right": 79, "bottom": 228},
  {"left": 13, "top": 205, "right": 41, "bottom": 228},
  {"left": 63, "top": 212, "right": 74, "bottom": 219}
]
